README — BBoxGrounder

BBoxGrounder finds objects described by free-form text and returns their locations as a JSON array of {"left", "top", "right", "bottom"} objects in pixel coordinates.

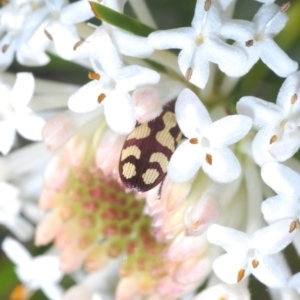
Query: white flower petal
[
  {"left": 261, "top": 162, "right": 300, "bottom": 196},
  {"left": 252, "top": 128, "right": 276, "bottom": 166},
  {"left": 167, "top": 140, "right": 202, "bottom": 182},
  {"left": 16, "top": 44, "right": 50, "bottom": 66},
  {"left": 251, "top": 219, "right": 296, "bottom": 254},
  {"left": 112, "top": 28, "right": 154, "bottom": 58},
  {"left": 103, "top": 91, "right": 135, "bottom": 135},
  {"left": 237, "top": 96, "right": 282, "bottom": 128},
  {"left": 68, "top": 80, "right": 105, "bottom": 113},
  {"left": 148, "top": 28, "right": 195, "bottom": 50},
  {"left": 60, "top": 0, "right": 94, "bottom": 24},
  {"left": 0, "top": 120, "right": 16, "bottom": 155},
  {"left": 207, "top": 224, "right": 250, "bottom": 252},
  {"left": 115, "top": 65, "right": 160, "bottom": 91},
  {"left": 2, "top": 237, "right": 32, "bottom": 266},
  {"left": 11, "top": 73, "right": 35, "bottom": 109},
  {"left": 8, "top": 217, "right": 34, "bottom": 241},
  {"left": 15, "top": 113, "right": 46, "bottom": 141},
  {"left": 261, "top": 195, "right": 298, "bottom": 224},
  {"left": 202, "top": 147, "right": 241, "bottom": 183},
  {"left": 42, "top": 283, "right": 63, "bottom": 300},
  {"left": 33, "top": 256, "right": 63, "bottom": 282},
  {"left": 213, "top": 253, "right": 250, "bottom": 284},
  {"left": 269, "top": 131, "right": 300, "bottom": 162},
  {"left": 175, "top": 89, "right": 211, "bottom": 138},
  {"left": 50, "top": 22, "right": 79, "bottom": 60},
  {"left": 186, "top": 46, "right": 210, "bottom": 89},
  {"left": 203, "top": 115, "right": 252, "bottom": 147},
  {"left": 260, "top": 39, "right": 298, "bottom": 78},
  {"left": 252, "top": 255, "right": 287, "bottom": 288},
  {"left": 276, "top": 71, "right": 300, "bottom": 116},
  {"left": 221, "top": 20, "right": 254, "bottom": 41}
]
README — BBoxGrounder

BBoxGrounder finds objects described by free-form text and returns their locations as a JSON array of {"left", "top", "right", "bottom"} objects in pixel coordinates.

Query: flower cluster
[{"left": 1, "top": 0, "right": 300, "bottom": 300}]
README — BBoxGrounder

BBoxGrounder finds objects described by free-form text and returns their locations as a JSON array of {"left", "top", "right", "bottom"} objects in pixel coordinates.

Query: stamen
[
  {"left": 204, "top": 0, "right": 211, "bottom": 11},
  {"left": 193, "top": 220, "right": 200, "bottom": 228},
  {"left": 269, "top": 135, "right": 278, "bottom": 144},
  {"left": 289, "top": 220, "right": 298, "bottom": 233},
  {"left": 185, "top": 67, "right": 193, "bottom": 82},
  {"left": 237, "top": 269, "right": 245, "bottom": 282},
  {"left": 189, "top": 137, "right": 198, "bottom": 144},
  {"left": 44, "top": 29, "right": 53, "bottom": 40},
  {"left": 88, "top": 72, "right": 101, "bottom": 80},
  {"left": 2, "top": 44, "right": 8, "bottom": 53},
  {"left": 205, "top": 153, "right": 212, "bottom": 165},
  {"left": 252, "top": 259, "right": 259, "bottom": 268},
  {"left": 73, "top": 40, "right": 84, "bottom": 51},
  {"left": 291, "top": 93, "right": 298, "bottom": 104},
  {"left": 245, "top": 40, "right": 254, "bottom": 47},
  {"left": 97, "top": 93, "right": 106, "bottom": 103},
  {"left": 280, "top": 0, "right": 292, "bottom": 13}
]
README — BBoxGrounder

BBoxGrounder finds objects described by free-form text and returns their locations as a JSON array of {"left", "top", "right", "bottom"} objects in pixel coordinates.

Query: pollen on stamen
[
  {"left": 44, "top": 29, "right": 53, "bottom": 40},
  {"left": 280, "top": 0, "right": 292, "bottom": 13},
  {"left": 98, "top": 93, "right": 106, "bottom": 103},
  {"left": 237, "top": 269, "right": 245, "bottom": 282},
  {"left": 205, "top": 153, "right": 212, "bottom": 165},
  {"left": 291, "top": 93, "right": 298, "bottom": 104},
  {"left": 269, "top": 135, "right": 278, "bottom": 144},
  {"left": 193, "top": 220, "right": 200, "bottom": 228},
  {"left": 2, "top": 44, "right": 8, "bottom": 53},
  {"left": 289, "top": 220, "right": 298, "bottom": 233},
  {"left": 185, "top": 67, "right": 193, "bottom": 82},
  {"left": 204, "top": 0, "right": 211, "bottom": 11},
  {"left": 73, "top": 40, "right": 84, "bottom": 51},
  {"left": 88, "top": 72, "right": 101, "bottom": 80},
  {"left": 245, "top": 40, "right": 254, "bottom": 47},
  {"left": 189, "top": 138, "right": 198, "bottom": 144},
  {"left": 252, "top": 259, "right": 259, "bottom": 268}
]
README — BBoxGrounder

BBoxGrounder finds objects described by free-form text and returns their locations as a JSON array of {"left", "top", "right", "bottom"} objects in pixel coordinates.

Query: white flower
[
  {"left": 219, "top": 3, "right": 297, "bottom": 77},
  {"left": 0, "top": 72, "right": 45, "bottom": 154},
  {"left": 193, "top": 283, "right": 250, "bottom": 300},
  {"left": 68, "top": 28, "right": 160, "bottom": 135},
  {"left": 207, "top": 221, "right": 297, "bottom": 287},
  {"left": 22, "top": 0, "right": 95, "bottom": 61},
  {"left": 237, "top": 71, "right": 300, "bottom": 166},
  {"left": 167, "top": 89, "right": 252, "bottom": 183},
  {"left": 0, "top": 0, "right": 45, "bottom": 69},
  {"left": 2, "top": 237, "right": 63, "bottom": 300},
  {"left": 260, "top": 162, "right": 300, "bottom": 224},
  {"left": 148, "top": 0, "right": 245, "bottom": 89},
  {"left": 0, "top": 181, "right": 34, "bottom": 241}
]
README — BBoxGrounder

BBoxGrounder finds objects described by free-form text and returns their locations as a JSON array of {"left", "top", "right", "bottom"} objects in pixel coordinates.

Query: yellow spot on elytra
[
  {"left": 121, "top": 145, "right": 141, "bottom": 161},
  {"left": 205, "top": 153, "right": 212, "bottom": 165},
  {"left": 237, "top": 269, "right": 245, "bottom": 282},
  {"left": 142, "top": 168, "right": 159, "bottom": 184},
  {"left": 252, "top": 259, "right": 259, "bottom": 268},
  {"left": 291, "top": 93, "right": 298, "bottom": 104},
  {"left": 149, "top": 152, "right": 168, "bottom": 172},
  {"left": 122, "top": 162, "right": 137, "bottom": 179},
  {"left": 127, "top": 123, "right": 151, "bottom": 140},
  {"left": 156, "top": 112, "right": 177, "bottom": 151},
  {"left": 88, "top": 72, "right": 100, "bottom": 80},
  {"left": 269, "top": 135, "right": 278, "bottom": 144},
  {"left": 289, "top": 220, "right": 298, "bottom": 233},
  {"left": 97, "top": 93, "right": 106, "bottom": 103},
  {"left": 190, "top": 138, "right": 198, "bottom": 144}
]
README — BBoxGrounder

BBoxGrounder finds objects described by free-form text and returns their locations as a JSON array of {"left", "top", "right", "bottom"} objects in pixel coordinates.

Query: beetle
[{"left": 119, "top": 100, "right": 182, "bottom": 193}]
